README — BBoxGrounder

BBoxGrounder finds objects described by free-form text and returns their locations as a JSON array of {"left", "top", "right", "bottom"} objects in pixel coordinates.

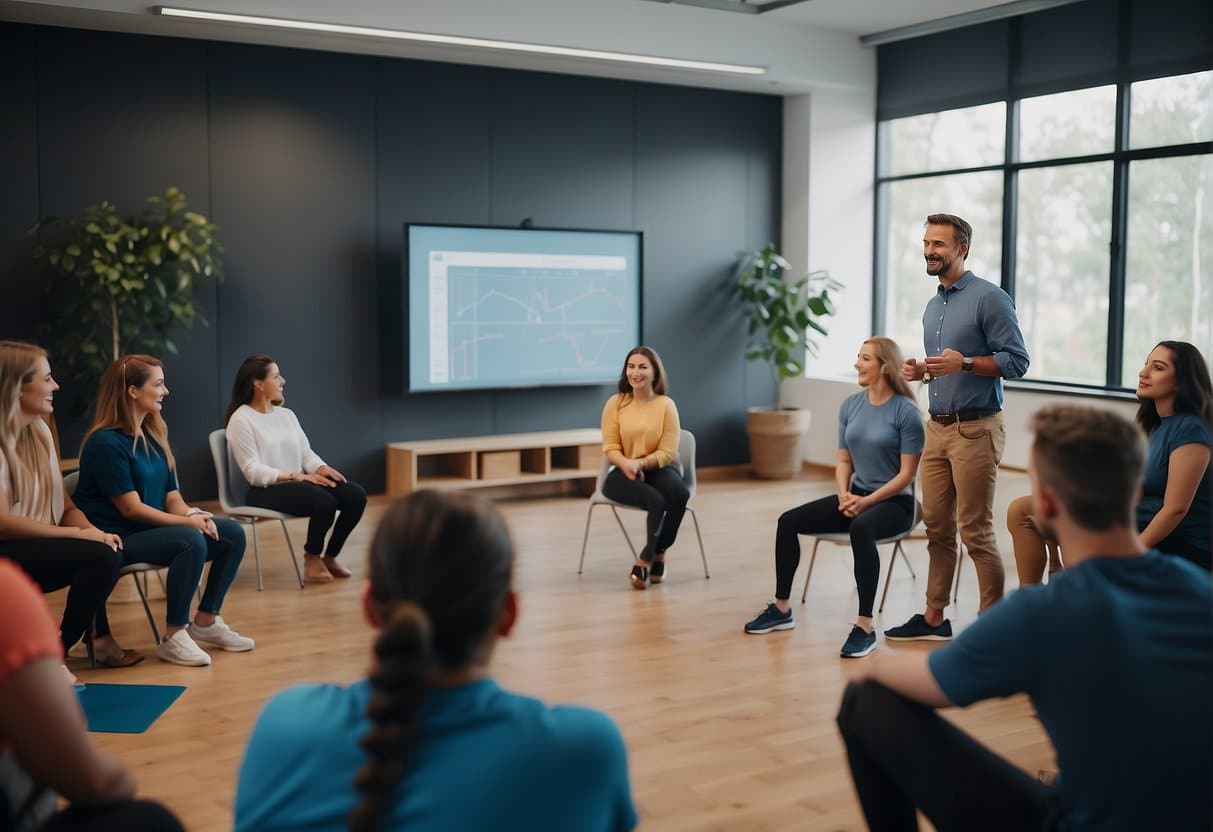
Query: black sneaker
[
  {"left": 840, "top": 625, "right": 877, "bottom": 658},
  {"left": 649, "top": 559, "right": 665, "bottom": 584},
  {"left": 884, "top": 613, "right": 952, "bottom": 641},
  {"left": 629, "top": 564, "right": 648, "bottom": 590},
  {"left": 744, "top": 603, "right": 795, "bottom": 634}
]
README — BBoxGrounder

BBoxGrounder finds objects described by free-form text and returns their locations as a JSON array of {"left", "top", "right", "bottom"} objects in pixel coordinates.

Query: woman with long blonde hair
[
  {"left": 73, "top": 355, "right": 255, "bottom": 667},
  {"left": 744, "top": 337, "right": 924, "bottom": 658},
  {"left": 0, "top": 341, "right": 136, "bottom": 680}
]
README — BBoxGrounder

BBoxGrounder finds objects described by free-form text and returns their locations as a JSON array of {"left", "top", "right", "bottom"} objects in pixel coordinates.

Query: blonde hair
[
  {"left": 862, "top": 337, "right": 917, "bottom": 400},
  {"left": 0, "top": 341, "right": 57, "bottom": 519},
  {"left": 82, "top": 354, "right": 177, "bottom": 471}
]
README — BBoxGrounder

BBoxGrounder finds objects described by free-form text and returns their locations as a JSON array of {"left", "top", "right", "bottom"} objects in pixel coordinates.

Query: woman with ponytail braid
[{"left": 234, "top": 490, "right": 638, "bottom": 832}]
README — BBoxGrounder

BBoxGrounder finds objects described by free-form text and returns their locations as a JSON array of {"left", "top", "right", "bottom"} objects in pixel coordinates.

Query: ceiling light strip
[{"left": 156, "top": 7, "right": 767, "bottom": 75}]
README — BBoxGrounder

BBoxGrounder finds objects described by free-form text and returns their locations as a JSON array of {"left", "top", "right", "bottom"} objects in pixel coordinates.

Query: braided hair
[{"left": 349, "top": 490, "right": 514, "bottom": 832}]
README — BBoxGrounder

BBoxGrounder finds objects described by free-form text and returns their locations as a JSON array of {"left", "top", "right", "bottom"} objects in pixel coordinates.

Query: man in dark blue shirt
[
  {"left": 889, "top": 213, "right": 1029, "bottom": 640},
  {"left": 837, "top": 404, "right": 1213, "bottom": 831}
]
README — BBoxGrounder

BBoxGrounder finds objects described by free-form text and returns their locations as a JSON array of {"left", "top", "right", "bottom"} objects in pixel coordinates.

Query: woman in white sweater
[{"left": 224, "top": 355, "right": 367, "bottom": 583}]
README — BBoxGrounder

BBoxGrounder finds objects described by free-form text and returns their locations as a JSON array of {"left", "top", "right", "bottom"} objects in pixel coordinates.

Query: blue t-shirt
[
  {"left": 837, "top": 392, "right": 924, "bottom": 494},
  {"left": 74, "top": 428, "right": 180, "bottom": 537},
  {"left": 928, "top": 553, "right": 1213, "bottom": 831},
  {"left": 235, "top": 677, "right": 637, "bottom": 832},
  {"left": 1136, "top": 413, "right": 1211, "bottom": 553}
]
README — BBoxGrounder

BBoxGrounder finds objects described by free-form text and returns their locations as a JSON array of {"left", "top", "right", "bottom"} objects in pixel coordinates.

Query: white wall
[{"left": 782, "top": 85, "right": 877, "bottom": 382}]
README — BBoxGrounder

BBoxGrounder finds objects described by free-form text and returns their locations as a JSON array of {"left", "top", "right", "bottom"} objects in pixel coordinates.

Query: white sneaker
[
  {"left": 187, "top": 616, "right": 255, "bottom": 652},
  {"left": 157, "top": 629, "right": 212, "bottom": 666},
  {"left": 62, "top": 664, "right": 85, "bottom": 689}
]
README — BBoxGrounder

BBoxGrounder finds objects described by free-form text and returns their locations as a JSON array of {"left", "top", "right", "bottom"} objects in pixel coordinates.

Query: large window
[{"left": 877, "top": 67, "right": 1212, "bottom": 390}]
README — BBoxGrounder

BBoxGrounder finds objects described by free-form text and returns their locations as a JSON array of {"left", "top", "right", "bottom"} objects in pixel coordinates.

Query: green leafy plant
[
  {"left": 29, "top": 186, "right": 223, "bottom": 390},
  {"left": 735, "top": 243, "right": 842, "bottom": 409}
]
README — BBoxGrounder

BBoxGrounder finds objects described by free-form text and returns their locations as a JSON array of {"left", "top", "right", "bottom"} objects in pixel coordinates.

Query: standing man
[
  {"left": 888, "top": 213, "right": 1029, "bottom": 640},
  {"left": 836, "top": 404, "right": 1213, "bottom": 831}
]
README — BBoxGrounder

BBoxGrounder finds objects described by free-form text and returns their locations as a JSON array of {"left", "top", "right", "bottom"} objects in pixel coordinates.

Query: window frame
[{"left": 874, "top": 48, "right": 1213, "bottom": 394}]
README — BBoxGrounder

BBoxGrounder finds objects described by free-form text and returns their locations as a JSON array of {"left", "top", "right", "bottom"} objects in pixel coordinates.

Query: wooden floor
[{"left": 54, "top": 469, "right": 1056, "bottom": 831}]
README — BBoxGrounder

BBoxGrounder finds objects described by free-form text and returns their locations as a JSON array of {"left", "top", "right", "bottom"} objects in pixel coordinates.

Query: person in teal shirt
[
  {"left": 74, "top": 355, "right": 254, "bottom": 667},
  {"left": 235, "top": 490, "right": 637, "bottom": 832},
  {"left": 1133, "top": 340, "right": 1212, "bottom": 569}
]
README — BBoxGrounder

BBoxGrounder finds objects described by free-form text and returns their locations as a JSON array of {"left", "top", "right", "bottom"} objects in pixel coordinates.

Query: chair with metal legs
[
  {"left": 208, "top": 429, "right": 304, "bottom": 590},
  {"left": 64, "top": 471, "right": 169, "bottom": 647},
  {"left": 799, "top": 481, "right": 921, "bottom": 614},
  {"left": 578, "top": 428, "right": 709, "bottom": 579}
]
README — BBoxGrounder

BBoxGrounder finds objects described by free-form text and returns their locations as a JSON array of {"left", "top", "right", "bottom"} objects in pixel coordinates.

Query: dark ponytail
[
  {"left": 349, "top": 490, "right": 514, "bottom": 832},
  {"left": 349, "top": 603, "right": 433, "bottom": 832}
]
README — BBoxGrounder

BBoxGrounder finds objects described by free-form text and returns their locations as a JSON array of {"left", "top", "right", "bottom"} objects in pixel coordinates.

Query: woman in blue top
[
  {"left": 74, "top": 355, "right": 254, "bottom": 667},
  {"left": 745, "top": 337, "right": 925, "bottom": 658},
  {"left": 1134, "top": 340, "right": 1212, "bottom": 569},
  {"left": 235, "top": 490, "right": 637, "bottom": 832}
]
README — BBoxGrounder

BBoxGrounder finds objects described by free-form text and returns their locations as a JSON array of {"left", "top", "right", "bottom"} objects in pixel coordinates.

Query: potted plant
[
  {"left": 29, "top": 186, "right": 224, "bottom": 405},
  {"left": 735, "top": 243, "right": 841, "bottom": 479}
]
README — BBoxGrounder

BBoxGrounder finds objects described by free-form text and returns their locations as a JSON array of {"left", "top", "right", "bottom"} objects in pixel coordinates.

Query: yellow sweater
[{"left": 601, "top": 393, "right": 681, "bottom": 469}]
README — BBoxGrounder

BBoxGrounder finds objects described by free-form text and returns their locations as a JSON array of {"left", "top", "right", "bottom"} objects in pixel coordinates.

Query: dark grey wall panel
[
  {"left": 376, "top": 60, "right": 496, "bottom": 447},
  {"left": 36, "top": 28, "right": 209, "bottom": 217},
  {"left": 0, "top": 24, "right": 41, "bottom": 343},
  {"left": 33, "top": 26, "right": 215, "bottom": 490},
  {"left": 0, "top": 23, "right": 782, "bottom": 495},
  {"left": 210, "top": 44, "right": 379, "bottom": 488},
  {"left": 635, "top": 86, "right": 781, "bottom": 465},
  {"left": 488, "top": 70, "right": 637, "bottom": 435},
  {"left": 489, "top": 71, "right": 636, "bottom": 229}
]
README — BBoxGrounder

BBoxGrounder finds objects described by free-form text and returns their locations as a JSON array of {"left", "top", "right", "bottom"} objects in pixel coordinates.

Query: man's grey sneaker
[
  {"left": 840, "top": 625, "right": 877, "bottom": 658},
  {"left": 884, "top": 613, "right": 952, "bottom": 641},
  {"left": 744, "top": 603, "right": 795, "bottom": 634}
]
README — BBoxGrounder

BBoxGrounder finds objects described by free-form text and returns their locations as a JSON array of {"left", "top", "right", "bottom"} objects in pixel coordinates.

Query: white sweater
[{"left": 226, "top": 404, "right": 326, "bottom": 488}]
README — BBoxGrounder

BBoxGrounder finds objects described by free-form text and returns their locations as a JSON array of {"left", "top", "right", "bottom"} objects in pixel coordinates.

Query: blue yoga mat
[{"left": 76, "top": 684, "right": 186, "bottom": 734}]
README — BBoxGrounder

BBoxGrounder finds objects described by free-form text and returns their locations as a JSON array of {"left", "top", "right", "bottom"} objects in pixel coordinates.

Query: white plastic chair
[
  {"left": 64, "top": 471, "right": 166, "bottom": 645},
  {"left": 578, "top": 428, "right": 708, "bottom": 579},
  {"left": 799, "top": 480, "right": 921, "bottom": 615},
  {"left": 209, "top": 429, "right": 304, "bottom": 591}
]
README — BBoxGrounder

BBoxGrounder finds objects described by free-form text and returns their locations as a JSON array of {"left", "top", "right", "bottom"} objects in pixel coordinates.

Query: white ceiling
[{"left": 0, "top": 0, "right": 1027, "bottom": 94}]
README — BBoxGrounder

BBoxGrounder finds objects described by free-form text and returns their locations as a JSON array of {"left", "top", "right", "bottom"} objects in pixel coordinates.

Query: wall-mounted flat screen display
[{"left": 405, "top": 224, "right": 642, "bottom": 392}]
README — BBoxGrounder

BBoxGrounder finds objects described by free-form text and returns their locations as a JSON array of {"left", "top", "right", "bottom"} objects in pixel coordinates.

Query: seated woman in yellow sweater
[{"left": 600, "top": 346, "right": 685, "bottom": 589}]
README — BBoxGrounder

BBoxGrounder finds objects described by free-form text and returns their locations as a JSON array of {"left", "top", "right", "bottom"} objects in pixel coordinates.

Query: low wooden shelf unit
[{"left": 387, "top": 428, "right": 603, "bottom": 497}]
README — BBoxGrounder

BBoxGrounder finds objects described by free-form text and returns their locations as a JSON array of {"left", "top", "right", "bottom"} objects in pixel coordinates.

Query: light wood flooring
[{"left": 52, "top": 468, "right": 1055, "bottom": 831}]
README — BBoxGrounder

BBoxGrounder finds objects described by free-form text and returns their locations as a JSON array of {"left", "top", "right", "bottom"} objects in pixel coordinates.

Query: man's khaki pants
[{"left": 920, "top": 411, "right": 1007, "bottom": 612}]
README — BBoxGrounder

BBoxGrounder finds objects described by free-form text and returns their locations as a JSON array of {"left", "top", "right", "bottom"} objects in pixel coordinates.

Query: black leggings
[
  {"left": 245, "top": 480, "right": 367, "bottom": 557},
  {"left": 775, "top": 492, "right": 914, "bottom": 618},
  {"left": 39, "top": 799, "right": 184, "bottom": 832},
  {"left": 836, "top": 681, "right": 1058, "bottom": 832},
  {"left": 601, "top": 466, "right": 690, "bottom": 563},
  {"left": 1, "top": 538, "right": 121, "bottom": 651}
]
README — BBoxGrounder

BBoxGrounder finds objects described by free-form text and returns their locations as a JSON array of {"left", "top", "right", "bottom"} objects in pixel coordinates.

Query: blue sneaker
[
  {"left": 744, "top": 603, "right": 795, "bottom": 634},
  {"left": 840, "top": 625, "right": 877, "bottom": 658},
  {"left": 884, "top": 613, "right": 952, "bottom": 641}
]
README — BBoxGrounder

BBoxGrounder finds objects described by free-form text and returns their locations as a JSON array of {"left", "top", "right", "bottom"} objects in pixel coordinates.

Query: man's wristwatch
[
  {"left": 921, "top": 371, "right": 933, "bottom": 384},
  {"left": 962, "top": 356, "right": 975, "bottom": 373}
]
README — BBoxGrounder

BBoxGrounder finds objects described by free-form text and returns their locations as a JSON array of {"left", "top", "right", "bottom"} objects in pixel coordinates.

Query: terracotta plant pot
[{"left": 745, "top": 407, "right": 811, "bottom": 480}]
